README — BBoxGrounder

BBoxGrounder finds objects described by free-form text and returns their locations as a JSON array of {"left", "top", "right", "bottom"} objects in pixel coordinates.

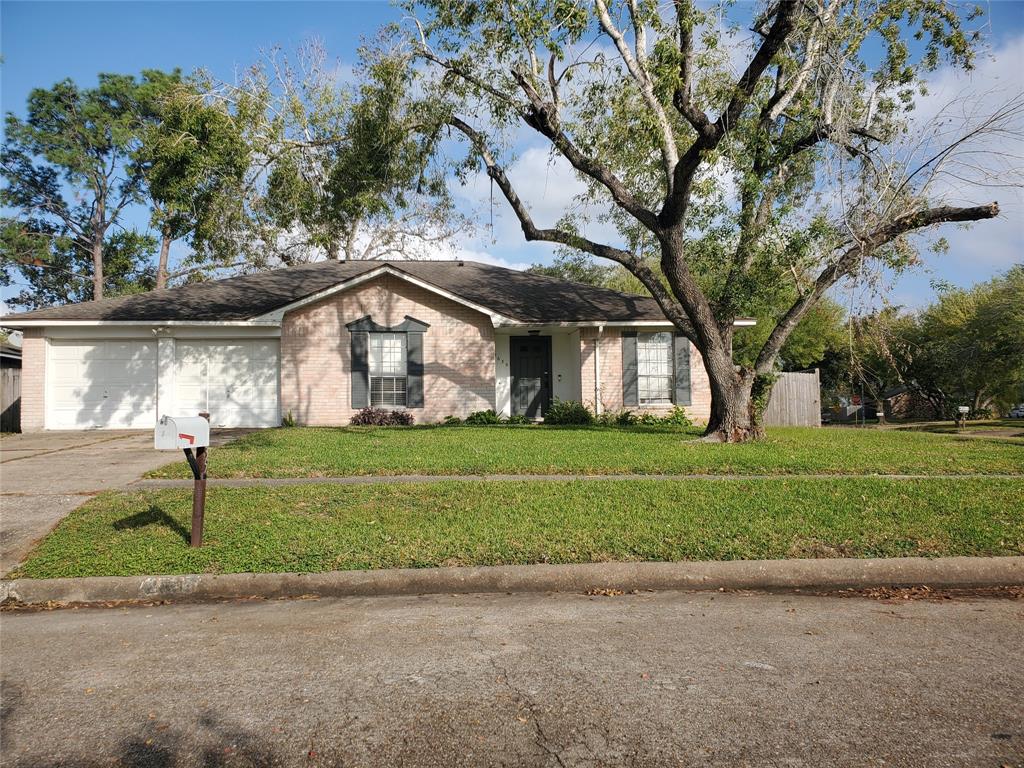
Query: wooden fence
[
  {"left": 762, "top": 370, "right": 821, "bottom": 427},
  {"left": 1, "top": 366, "right": 22, "bottom": 433}
]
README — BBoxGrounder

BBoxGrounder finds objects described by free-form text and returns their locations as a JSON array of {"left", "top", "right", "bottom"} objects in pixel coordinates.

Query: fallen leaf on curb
[{"left": 586, "top": 588, "right": 624, "bottom": 597}]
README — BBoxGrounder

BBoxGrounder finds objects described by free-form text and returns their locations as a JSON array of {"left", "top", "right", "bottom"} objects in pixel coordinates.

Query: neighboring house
[
  {"left": 0, "top": 260, "right": 746, "bottom": 431},
  {"left": 1, "top": 331, "right": 23, "bottom": 433},
  {"left": 880, "top": 385, "right": 940, "bottom": 421}
]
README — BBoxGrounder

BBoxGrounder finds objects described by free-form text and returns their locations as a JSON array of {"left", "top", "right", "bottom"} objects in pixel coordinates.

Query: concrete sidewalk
[{"left": 131, "top": 471, "right": 1024, "bottom": 488}]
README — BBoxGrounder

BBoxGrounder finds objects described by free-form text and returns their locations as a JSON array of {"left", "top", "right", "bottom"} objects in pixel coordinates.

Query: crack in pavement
[{"left": 468, "top": 627, "right": 570, "bottom": 768}]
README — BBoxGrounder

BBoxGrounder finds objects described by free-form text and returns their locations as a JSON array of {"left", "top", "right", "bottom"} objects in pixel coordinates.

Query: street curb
[{"left": 2, "top": 556, "right": 1022, "bottom": 608}]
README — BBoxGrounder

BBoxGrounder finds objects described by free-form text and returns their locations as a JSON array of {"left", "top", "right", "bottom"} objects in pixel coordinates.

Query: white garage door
[
  {"left": 174, "top": 340, "right": 280, "bottom": 428},
  {"left": 48, "top": 340, "right": 157, "bottom": 429}
]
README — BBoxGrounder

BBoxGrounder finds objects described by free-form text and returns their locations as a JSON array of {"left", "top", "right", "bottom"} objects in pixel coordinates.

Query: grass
[
  {"left": 13, "top": 478, "right": 1024, "bottom": 579},
  {"left": 145, "top": 425, "right": 1024, "bottom": 479}
]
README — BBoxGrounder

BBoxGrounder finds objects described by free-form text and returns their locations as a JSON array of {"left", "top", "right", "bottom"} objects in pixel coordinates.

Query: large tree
[
  {"left": 407, "top": 0, "right": 1019, "bottom": 440},
  {"left": 1, "top": 76, "right": 152, "bottom": 305},
  {"left": 132, "top": 70, "right": 250, "bottom": 289},
  {"left": 192, "top": 40, "right": 465, "bottom": 270}
]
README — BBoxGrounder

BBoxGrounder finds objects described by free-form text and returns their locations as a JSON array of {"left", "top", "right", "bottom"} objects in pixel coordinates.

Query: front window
[
  {"left": 369, "top": 333, "right": 407, "bottom": 407},
  {"left": 637, "top": 332, "right": 673, "bottom": 405}
]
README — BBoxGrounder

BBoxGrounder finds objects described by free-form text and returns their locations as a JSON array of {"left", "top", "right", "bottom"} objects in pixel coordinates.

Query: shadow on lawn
[{"left": 113, "top": 506, "right": 190, "bottom": 544}]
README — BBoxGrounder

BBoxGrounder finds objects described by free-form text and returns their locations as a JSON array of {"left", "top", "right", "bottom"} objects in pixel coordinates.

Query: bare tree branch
[
  {"left": 754, "top": 202, "right": 1000, "bottom": 373},
  {"left": 507, "top": 68, "right": 662, "bottom": 230},
  {"left": 594, "top": 0, "right": 680, "bottom": 183},
  {"left": 448, "top": 115, "right": 694, "bottom": 337},
  {"left": 660, "top": 0, "right": 802, "bottom": 227}
]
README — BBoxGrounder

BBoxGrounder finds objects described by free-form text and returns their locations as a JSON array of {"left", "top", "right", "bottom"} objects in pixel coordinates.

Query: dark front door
[{"left": 510, "top": 336, "right": 552, "bottom": 418}]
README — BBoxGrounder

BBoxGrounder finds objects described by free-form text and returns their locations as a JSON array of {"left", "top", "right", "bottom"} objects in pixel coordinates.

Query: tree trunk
[
  {"left": 156, "top": 228, "right": 172, "bottom": 290},
  {"left": 702, "top": 360, "right": 763, "bottom": 442},
  {"left": 91, "top": 233, "right": 104, "bottom": 302},
  {"left": 876, "top": 399, "right": 887, "bottom": 425}
]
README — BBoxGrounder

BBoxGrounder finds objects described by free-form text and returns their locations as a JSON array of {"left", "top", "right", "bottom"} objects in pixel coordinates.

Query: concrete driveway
[
  {"left": 2, "top": 589, "right": 1022, "bottom": 767},
  {"left": 0, "top": 430, "right": 249, "bottom": 575}
]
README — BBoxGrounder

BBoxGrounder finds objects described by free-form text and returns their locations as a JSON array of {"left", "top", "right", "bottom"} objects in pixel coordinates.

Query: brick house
[{"left": 1, "top": 260, "right": 744, "bottom": 430}]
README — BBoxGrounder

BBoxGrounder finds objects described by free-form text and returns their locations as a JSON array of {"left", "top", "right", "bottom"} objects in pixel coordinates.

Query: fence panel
[
  {"left": 762, "top": 370, "right": 821, "bottom": 427},
  {"left": 1, "top": 366, "right": 22, "bottom": 433}
]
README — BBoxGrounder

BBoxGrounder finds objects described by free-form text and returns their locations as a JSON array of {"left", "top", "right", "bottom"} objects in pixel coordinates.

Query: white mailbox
[{"left": 155, "top": 416, "right": 210, "bottom": 450}]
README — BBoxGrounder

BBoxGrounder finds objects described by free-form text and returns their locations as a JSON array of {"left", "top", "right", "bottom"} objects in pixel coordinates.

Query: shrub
[
  {"left": 660, "top": 406, "right": 693, "bottom": 427},
  {"left": 281, "top": 411, "right": 297, "bottom": 428},
  {"left": 594, "top": 408, "right": 635, "bottom": 427},
  {"left": 615, "top": 409, "right": 638, "bottom": 426},
  {"left": 544, "top": 399, "right": 594, "bottom": 426},
  {"left": 350, "top": 407, "right": 414, "bottom": 426},
  {"left": 441, "top": 415, "right": 463, "bottom": 426},
  {"left": 465, "top": 409, "right": 501, "bottom": 425},
  {"left": 504, "top": 414, "right": 531, "bottom": 425}
]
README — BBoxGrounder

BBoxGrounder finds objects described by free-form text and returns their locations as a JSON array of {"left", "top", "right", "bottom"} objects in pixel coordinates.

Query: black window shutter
[
  {"left": 622, "top": 331, "right": 638, "bottom": 407},
  {"left": 673, "top": 334, "right": 691, "bottom": 406},
  {"left": 351, "top": 331, "right": 369, "bottom": 409},
  {"left": 406, "top": 332, "right": 424, "bottom": 408}
]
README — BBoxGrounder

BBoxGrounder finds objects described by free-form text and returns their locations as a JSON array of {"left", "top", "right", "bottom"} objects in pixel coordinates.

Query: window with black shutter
[{"left": 369, "top": 332, "right": 408, "bottom": 407}]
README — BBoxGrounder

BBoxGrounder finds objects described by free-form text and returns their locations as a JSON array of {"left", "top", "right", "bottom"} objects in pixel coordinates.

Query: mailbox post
[
  {"left": 155, "top": 412, "right": 211, "bottom": 547},
  {"left": 956, "top": 405, "right": 969, "bottom": 430}
]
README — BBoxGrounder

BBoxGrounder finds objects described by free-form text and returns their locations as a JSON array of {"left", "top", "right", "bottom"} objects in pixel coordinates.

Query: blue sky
[{"left": 2, "top": 0, "right": 1023, "bottom": 310}]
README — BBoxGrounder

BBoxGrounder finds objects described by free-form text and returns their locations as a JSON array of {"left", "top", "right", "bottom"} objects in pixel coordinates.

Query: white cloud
[
  {"left": 449, "top": 144, "right": 628, "bottom": 270},
  {"left": 908, "top": 33, "right": 1024, "bottom": 272}
]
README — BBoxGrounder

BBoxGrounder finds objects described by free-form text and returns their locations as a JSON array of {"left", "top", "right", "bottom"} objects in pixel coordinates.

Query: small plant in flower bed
[
  {"left": 660, "top": 406, "right": 693, "bottom": 427},
  {"left": 464, "top": 409, "right": 501, "bottom": 425},
  {"left": 350, "top": 407, "right": 414, "bottom": 426},
  {"left": 595, "top": 409, "right": 638, "bottom": 426},
  {"left": 441, "top": 415, "right": 463, "bottom": 426},
  {"left": 504, "top": 414, "right": 531, "bottom": 425},
  {"left": 543, "top": 399, "right": 594, "bottom": 425}
]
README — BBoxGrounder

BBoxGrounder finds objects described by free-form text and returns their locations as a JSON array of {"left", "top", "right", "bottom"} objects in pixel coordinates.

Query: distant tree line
[{"left": 822, "top": 266, "right": 1024, "bottom": 419}]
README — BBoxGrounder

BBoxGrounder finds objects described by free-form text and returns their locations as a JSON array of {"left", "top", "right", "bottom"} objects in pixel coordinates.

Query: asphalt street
[{"left": 1, "top": 589, "right": 1022, "bottom": 767}]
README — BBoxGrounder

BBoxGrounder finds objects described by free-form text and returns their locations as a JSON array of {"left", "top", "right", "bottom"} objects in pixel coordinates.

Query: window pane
[
  {"left": 369, "top": 333, "right": 407, "bottom": 376},
  {"left": 370, "top": 376, "right": 407, "bottom": 407},
  {"left": 637, "top": 332, "right": 673, "bottom": 404}
]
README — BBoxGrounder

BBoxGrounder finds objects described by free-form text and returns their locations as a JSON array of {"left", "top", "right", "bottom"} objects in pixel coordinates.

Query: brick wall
[
  {"left": 19, "top": 329, "right": 45, "bottom": 431},
  {"left": 280, "top": 274, "right": 495, "bottom": 425},
  {"left": 578, "top": 328, "right": 711, "bottom": 424}
]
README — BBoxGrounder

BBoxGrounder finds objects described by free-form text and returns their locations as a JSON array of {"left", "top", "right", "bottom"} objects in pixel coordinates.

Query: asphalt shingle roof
[{"left": 0, "top": 260, "right": 669, "bottom": 325}]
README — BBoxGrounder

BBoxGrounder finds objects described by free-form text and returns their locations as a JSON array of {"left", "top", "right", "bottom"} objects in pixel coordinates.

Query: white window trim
[{"left": 369, "top": 332, "right": 408, "bottom": 407}]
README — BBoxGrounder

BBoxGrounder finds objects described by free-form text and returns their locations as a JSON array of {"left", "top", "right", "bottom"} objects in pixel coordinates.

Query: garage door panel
[
  {"left": 251, "top": 367, "right": 277, "bottom": 387},
  {"left": 174, "top": 340, "right": 279, "bottom": 428},
  {"left": 252, "top": 342, "right": 279, "bottom": 363},
  {"left": 47, "top": 340, "right": 156, "bottom": 429}
]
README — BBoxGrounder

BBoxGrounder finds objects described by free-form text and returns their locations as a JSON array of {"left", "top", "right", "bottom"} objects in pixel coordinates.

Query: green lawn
[
  {"left": 13, "top": 478, "right": 1024, "bottom": 579},
  {"left": 146, "top": 425, "right": 1024, "bottom": 479}
]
